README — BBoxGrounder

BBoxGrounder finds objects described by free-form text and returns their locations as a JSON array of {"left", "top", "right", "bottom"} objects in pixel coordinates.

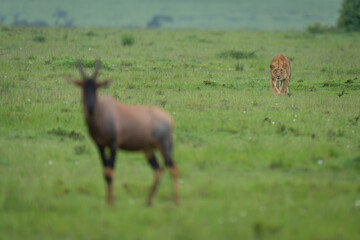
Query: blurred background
[{"left": 0, "top": 0, "right": 342, "bottom": 30}]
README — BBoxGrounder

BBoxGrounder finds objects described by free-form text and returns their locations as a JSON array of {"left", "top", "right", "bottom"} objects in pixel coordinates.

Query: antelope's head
[{"left": 71, "top": 60, "right": 110, "bottom": 117}]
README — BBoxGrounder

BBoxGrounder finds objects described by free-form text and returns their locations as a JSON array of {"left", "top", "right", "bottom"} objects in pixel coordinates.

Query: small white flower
[
  {"left": 294, "top": 114, "right": 297, "bottom": 118},
  {"left": 27, "top": 98, "right": 31, "bottom": 102},
  {"left": 317, "top": 160, "right": 323, "bottom": 165},
  {"left": 355, "top": 200, "right": 360, "bottom": 207},
  {"left": 88, "top": 48, "right": 92, "bottom": 51},
  {"left": 271, "top": 121, "right": 275, "bottom": 125},
  {"left": 48, "top": 160, "right": 53, "bottom": 165},
  {"left": 346, "top": 145, "right": 350, "bottom": 149},
  {"left": 293, "top": 119, "right": 296, "bottom": 122},
  {"left": 243, "top": 110, "right": 246, "bottom": 114}
]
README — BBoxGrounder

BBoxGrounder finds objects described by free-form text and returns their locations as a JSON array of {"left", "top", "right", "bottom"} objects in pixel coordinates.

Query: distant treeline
[{"left": 0, "top": 10, "right": 173, "bottom": 29}]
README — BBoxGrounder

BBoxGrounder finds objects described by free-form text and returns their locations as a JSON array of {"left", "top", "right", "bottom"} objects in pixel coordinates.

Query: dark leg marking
[
  {"left": 154, "top": 124, "right": 178, "bottom": 204},
  {"left": 151, "top": 121, "right": 174, "bottom": 167},
  {"left": 161, "top": 137, "right": 174, "bottom": 167},
  {"left": 148, "top": 154, "right": 160, "bottom": 169},
  {"left": 98, "top": 146, "right": 107, "bottom": 166},
  {"left": 145, "top": 152, "right": 163, "bottom": 206},
  {"left": 98, "top": 143, "right": 117, "bottom": 205},
  {"left": 149, "top": 122, "right": 178, "bottom": 205}
]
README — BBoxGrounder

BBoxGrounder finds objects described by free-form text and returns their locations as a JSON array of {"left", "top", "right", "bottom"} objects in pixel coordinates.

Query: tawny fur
[
  {"left": 85, "top": 96, "right": 173, "bottom": 151},
  {"left": 269, "top": 54, "right": 291, "bottom": 95},
  {"left": 72, "top": 60, "right": 178, "bottom": 206}
]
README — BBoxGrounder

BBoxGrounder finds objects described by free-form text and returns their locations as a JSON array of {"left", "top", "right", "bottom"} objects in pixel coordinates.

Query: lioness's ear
[
  {"left": 96, "top": 79, "right": 112, "bottom": 88},
  {"left": 270, "top": 64, "right": 275, "bottom": 69}
]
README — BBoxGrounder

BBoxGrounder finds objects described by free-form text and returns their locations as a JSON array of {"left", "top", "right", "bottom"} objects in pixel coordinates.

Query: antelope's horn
[
  {"left": 76, "top": 59, "right": 87, "bottom": 79},
  {"left": 92, "top": 60, "right": 101, "bottom": 79}
]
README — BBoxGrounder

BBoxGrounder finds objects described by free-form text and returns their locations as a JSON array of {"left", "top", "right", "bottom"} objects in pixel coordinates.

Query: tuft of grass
[
  {"left": 47, "top": 127, "right": 84, "bottom": 141},
  {"left": 203, "top": 79, "right": 217, "bottom": 86},
  {"left": 235, "top": 62, "right": 244, "bottom": 71},
  {"left": 306, "top": 22, "right": 336, "bottom": 34},
  {"left": 33, "top": 36, "right": 46, "bottom": 42},
  {"left": 342, "top": 156, "right": 360, "bottom": 170},
  {"left": 122, "top": 34, "right": 135, "bottom": 46},
  {"left": 218, "top": 49, "right": 256, "bottom": 59},
  {"left": 85, "top": 31, "right": 97, "bottom": 37},
  {"left": 47, "top": 57, "right": 113, "bottom": 70}
]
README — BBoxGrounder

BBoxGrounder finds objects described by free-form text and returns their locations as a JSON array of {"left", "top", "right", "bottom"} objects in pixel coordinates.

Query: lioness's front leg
[
  {"left": 270, "top": 79, "right": 280, "bottom": 95},
  {"left": 279, "top": 78, "right": 289, "bottom": 95}
]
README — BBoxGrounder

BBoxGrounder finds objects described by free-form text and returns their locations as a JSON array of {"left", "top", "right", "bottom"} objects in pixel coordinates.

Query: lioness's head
[{"left": 270, "top": 62, "right": 289, "bottom": 81}]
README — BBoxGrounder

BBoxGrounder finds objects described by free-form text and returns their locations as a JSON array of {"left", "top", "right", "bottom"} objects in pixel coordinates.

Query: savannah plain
[{"left": 0, "top": 27, "right": 360, "bottom": 239}]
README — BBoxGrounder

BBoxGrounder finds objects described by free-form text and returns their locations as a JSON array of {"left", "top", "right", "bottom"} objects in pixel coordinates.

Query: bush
[
  {"left": 33, "top": 36, "right": 46, "bottom": 42},
  {"left": 218, "top": 50, "right": 256, "bottom": 60},
  {"left": 337, "top": 0, "right": 360, "bottom": 31},
  {"left": 47, "top": 57, "right": 113, "bottom": 70},
  {"left": 121, "top": 34, "right": 134, "bottom": 46},
  {"left": 306, "top": 22, "right": 335, "bottom": 34}
]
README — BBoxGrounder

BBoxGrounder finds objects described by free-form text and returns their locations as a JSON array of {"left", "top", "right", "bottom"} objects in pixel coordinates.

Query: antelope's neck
[{"left": 84, "top": 106, "right": 102, "bottom": 140}]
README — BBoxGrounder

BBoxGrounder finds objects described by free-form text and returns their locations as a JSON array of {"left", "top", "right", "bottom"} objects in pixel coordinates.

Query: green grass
[{"left": 1, "top": 27, "right": 360, "bottom": 240}]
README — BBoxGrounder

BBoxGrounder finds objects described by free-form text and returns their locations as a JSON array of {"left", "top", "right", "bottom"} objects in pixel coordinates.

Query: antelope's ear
[
  {"left": 69, "top": 79, "right": 84, "bottom": 87},
  {"left": 270, "top": 64, "right": 275, "bottom": 69},
  {"left": 96, "top": 79, "right": 112, "bottom": 88}
]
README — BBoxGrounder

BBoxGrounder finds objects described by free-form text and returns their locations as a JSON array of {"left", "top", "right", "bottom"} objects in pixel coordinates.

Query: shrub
[
  {"left": 337, "top": 0, "right": 360, "bottom": 31},
  {"left": 306, "top": 22, "right": 335, "bottom": 34},
  {"left": 121, "top": 34, "right": 134, "bottom": 46},
  {"left": 218, "top": 50, "right": 255, "bottom": 60},
  {"left": 33, "top": 36, "right": 46, "bottom": 42},
  {"left": 47, "top": 57, "right": 112, "bottom": 70}
]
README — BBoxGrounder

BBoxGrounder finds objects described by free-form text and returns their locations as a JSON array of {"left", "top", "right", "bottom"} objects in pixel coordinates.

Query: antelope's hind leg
[
  {"left": 160, "top": 140, "right": 179, "bottom": 205},
  {"left": 151, "top": 122, "right": 179, "bottom": 204},
  {"left": 145, "top": 151, "right": 164, "bottom": 206}
]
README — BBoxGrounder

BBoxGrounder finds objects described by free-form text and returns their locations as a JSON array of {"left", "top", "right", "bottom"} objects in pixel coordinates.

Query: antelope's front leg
[{"left": 98, "top": 145, "right": 116, "bottom": 205}]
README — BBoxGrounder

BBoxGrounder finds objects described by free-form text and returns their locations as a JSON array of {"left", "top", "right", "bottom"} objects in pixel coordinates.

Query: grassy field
[{"left": 1, "top": 27, "right": 360, "bottom": 240}]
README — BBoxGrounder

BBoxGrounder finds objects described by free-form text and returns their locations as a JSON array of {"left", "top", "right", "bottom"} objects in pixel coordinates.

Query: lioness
[{"left": 269, "top": 54, "right": 291, "bottom": 95}]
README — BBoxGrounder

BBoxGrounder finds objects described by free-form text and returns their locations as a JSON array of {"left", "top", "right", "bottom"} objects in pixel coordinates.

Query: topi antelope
[{"left": 70, "top": 60, "right": 178, "bottom": 205}]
